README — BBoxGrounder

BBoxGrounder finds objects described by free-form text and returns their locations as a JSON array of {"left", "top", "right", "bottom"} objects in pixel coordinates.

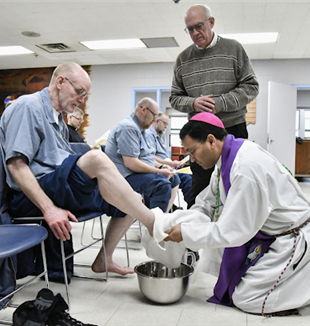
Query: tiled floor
[{"left": 2, "top": 180, "right": 310, "bottom": 325}]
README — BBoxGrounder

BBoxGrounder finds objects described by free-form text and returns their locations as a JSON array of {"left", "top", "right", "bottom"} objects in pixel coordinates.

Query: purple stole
[{"left": 207, "top": 135, "right": 275, "bottom": 306}]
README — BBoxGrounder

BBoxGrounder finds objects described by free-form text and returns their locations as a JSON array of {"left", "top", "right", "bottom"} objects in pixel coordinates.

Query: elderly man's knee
[{"left": 79, "top": 150, "right": 115, "bottom": 172}]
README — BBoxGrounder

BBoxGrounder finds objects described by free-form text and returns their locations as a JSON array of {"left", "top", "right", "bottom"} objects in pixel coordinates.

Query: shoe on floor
[{"left": 47, "top": 311, "right": 97, "bottom": 326}]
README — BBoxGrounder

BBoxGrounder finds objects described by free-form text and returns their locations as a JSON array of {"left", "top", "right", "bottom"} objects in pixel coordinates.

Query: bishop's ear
[{"left": 207, "top": 134, "right": 216, "bottom": 146}]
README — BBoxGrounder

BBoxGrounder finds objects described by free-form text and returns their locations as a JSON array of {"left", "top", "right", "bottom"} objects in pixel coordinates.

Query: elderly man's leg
[
  {"left": 92, "top": 215, "right": 135, "bottom": 275},
  {"left": 167, "top": 185, "right": 179, "bottom": 212},
  {"left": 167, "top": 175, "right": 181, "bottom": 212},
  {"left": 76, "top": 151, "right": 154, "bottom": 233}
]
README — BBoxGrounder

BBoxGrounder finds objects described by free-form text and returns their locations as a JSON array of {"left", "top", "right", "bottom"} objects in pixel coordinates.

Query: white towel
[{"left": 141, "top": 207, "right": 210, "bottom": 268}]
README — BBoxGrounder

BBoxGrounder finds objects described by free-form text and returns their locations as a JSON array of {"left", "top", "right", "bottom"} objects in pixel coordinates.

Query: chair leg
[
  {"left": 99, "top": 216, "right": 108, "bottom": 282},
  {"left": 60, "top": 240, "right": 70, "bottom": 310},
  {"left": 80, "top": 219, "right": 102, "bottom": 247},
  {"left": 124, "top": 233, "right": 130, "bottom": 267},
  {"left": 41, "top": 240, "right": 49, "bottom": 289},
  {"left": 80, "top": 221, "right": 87, "bottom": 247},
  {"left": 91, "top": 218, "right": 100, "bottom": 240}
]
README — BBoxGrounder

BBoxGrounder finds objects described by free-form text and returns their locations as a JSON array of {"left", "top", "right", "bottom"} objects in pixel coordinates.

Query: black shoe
[
  {"left": 47, "top": 311, "right": 97, "bottom": 326},
  {"left": 172, "top": 204, "right": 183, "bottom": 212},
  {"left": 13, "top": 288, "right": 68, "bottom": 326}
]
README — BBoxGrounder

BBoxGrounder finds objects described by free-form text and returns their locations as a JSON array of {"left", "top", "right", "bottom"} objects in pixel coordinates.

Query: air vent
[{"left": 36, "top": 43, "right": 76, "bottom": 53}]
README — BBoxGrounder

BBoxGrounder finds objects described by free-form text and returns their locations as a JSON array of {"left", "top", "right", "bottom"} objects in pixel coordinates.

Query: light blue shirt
[
  {"left": 0, "top": 87, "right": 74, "bottom": 191},
  {"left": 105, "top": 113, "right": 156, "bottom": 178},
  {"left": 146, "top": 125, "right": 169, "bottom": 160}
]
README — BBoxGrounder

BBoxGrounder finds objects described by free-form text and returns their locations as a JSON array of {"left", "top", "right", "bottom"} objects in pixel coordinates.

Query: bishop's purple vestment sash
[{"left": 208, "top": 135, "right": 275, "bottom": 306}]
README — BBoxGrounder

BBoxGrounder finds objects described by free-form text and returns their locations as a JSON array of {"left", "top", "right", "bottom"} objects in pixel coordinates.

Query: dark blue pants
[{"left": 126, "top": 173, "right": 174, "bottom": 212}]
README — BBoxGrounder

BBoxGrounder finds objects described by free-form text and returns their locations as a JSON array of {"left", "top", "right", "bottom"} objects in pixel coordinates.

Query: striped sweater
[{"left": 169, "top": 37, "right": 259, "bottom": 128}]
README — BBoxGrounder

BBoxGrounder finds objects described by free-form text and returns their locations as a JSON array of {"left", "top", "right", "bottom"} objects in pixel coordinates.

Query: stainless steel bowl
[{"left": 134, "top": 261, "right": 194, "bottom": 304}]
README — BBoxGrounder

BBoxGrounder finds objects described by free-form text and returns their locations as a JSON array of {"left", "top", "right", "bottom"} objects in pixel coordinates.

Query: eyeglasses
[
  {"left": 143, "top": 106, "right": 157, "bottom": 118},
  {"left": 72, "top": 115, "right": 84, "bottom": 123},
  {"left": 186, "top": 140, "right": 203, "bottom": 156},
  {"left": 64, "top": 77, "right": 88, "bottom": 98},
  {"left": 184, "top": 18, "right": 210, "bottom": 34},
  {"left": 159, "top": 119, "right": 169, "bottom": 127}
]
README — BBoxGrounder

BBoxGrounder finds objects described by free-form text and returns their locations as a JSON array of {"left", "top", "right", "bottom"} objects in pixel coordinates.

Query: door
[{"left": 267, "top": 81, "right": 297, "bottom": 175}]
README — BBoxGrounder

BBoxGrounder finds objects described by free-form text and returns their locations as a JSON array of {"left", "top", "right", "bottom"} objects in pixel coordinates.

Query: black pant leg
[
  {"left": 187, "top": 162, "right": 214, "bottom": 208},
  {"left": 226, "top": 122, "right": 248, "bottom": 139}
]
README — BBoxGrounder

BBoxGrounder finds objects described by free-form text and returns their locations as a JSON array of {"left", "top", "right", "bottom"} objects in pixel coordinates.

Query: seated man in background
[
  {"left": 105, "top": 98, "right": 179, "bottom": 213},
  {"left": 0, "top": 62, "right": 155, "bottom": 280},
  {"left": 147, "top": 112, "right": 192, "bottom": 205},
  {"left": 67, "top": 107, "right": 85, "bottom": 143}
]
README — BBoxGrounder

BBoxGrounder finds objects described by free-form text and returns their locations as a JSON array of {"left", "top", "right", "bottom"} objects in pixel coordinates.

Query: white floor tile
[{"left": 2, "top": 180, "right": 310, "bottom": 325}]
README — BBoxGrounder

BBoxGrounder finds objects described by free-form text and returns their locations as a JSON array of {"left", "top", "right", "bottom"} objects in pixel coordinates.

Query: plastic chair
[{"left": 0, "top": 224, "right": 49, "bottom": 325}]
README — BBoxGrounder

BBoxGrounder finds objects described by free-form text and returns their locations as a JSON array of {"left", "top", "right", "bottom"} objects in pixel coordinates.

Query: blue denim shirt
[
  {"left": 0, "top": 87, "right": 74, "bottom": 190},
  {"left": 105, "top": 113, "right": 156, "bottom": 178},
  {"left": 146, "top": 125, "right": 169, "bottom": 160}
]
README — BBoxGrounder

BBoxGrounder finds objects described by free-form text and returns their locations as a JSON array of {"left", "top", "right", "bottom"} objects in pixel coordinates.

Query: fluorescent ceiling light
[
  {"left": 80, "top": 39, "right": 146, "bottom": 50},
  {"left": 219, "top": 32, "right": 278, "bottom": 44},
  {"left": 0, "top": 46, "right": 34, "bottom": 55}
]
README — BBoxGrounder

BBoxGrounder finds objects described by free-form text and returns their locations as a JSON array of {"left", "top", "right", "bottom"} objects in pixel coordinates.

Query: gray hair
[
  {"left": 157, "top": 112, "right": 164, "bottom": 119},
  {"left": 185, "top": 4, "right": 213, "bottom": 21}
]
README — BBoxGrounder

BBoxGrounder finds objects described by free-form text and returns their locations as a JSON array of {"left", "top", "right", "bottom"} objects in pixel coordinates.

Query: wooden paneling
[
  {"left": 295, "top": 140, "right": 310, "bottom": 175},
  {"left": 246, "top": 99, "right": 256, "bottom": 125}
]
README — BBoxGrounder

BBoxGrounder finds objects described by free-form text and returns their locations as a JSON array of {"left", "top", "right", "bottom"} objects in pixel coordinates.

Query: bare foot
[{"left": 92, "top": 260, "right": 134, "bottom": 275}]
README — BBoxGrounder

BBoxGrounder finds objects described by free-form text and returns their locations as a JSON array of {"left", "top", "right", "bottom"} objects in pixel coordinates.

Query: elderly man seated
[
  {"left": 0, "top": 62, "right": 154, "bottom": 280},
  {"left": 105, "top": 98, "right": 179, "bottom": 213},
  {"left": 146, "top": 112, "right": 192, "bottom": 206}
]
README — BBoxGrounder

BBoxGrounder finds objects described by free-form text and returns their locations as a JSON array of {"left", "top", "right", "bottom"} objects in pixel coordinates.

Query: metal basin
[{"left": 134, "top": 261, "right": 194, "bottom": 304}]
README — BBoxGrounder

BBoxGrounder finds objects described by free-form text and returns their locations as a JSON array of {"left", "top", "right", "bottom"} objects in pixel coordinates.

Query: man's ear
[
  {"left": 207, "top": 134, "right": 216, "bottom": 147},
  {"left": 209, "top": 17, "right": 215, "bottom": 29},
  {"left": 56, "top": 75, "right": 65, "bottom": 90}
]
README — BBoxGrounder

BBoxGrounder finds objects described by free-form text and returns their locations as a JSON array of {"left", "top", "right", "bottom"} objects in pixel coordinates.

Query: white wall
[
  {"left": 85, "top": 59, "right": 310, "bottom": 149},
  {"left": 86, "top": 63, "right": 174, "bottom": 145}
]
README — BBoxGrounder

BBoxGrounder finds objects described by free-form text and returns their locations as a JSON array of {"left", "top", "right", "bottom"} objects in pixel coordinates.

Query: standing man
[
  {"left": 105, "top": 98, "right": 179, "bottom": 213},
  {"left": 147, "top": 112, "right": 192, "bottom": 204},
  {"left": 169, "top": 4, "right": 259, "bottom": 208},
  {"left": 67, "top": 107, "right": 85, "bottom": 143}
]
